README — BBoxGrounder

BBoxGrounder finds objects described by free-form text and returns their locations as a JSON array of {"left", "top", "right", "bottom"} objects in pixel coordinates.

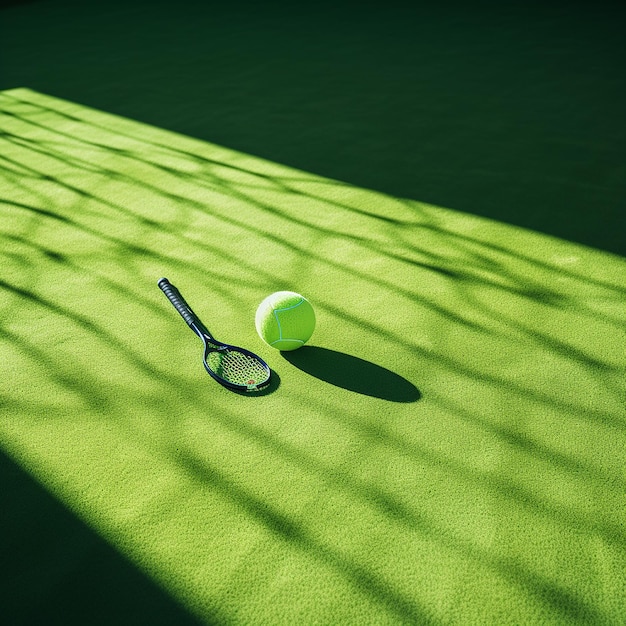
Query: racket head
[{"left": 200, "top": 332, "right": 271, "bottom": 393}]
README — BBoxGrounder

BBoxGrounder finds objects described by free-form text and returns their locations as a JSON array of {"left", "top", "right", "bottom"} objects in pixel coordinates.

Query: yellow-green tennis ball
[{"left": 255, "top": 291, "right": 316, "bottom": 351}]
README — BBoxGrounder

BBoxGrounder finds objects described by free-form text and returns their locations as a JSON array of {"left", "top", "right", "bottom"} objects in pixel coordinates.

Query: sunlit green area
[{"left": 1, "top": 88, "right": 625, "bottom": 624}]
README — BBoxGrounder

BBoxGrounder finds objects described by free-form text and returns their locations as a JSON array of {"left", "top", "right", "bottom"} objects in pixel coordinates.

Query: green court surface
[{"left": 1, "top": 88, "right": 625, "bottom": 625}]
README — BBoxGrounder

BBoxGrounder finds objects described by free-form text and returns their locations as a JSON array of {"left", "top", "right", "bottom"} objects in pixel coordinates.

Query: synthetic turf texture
[{"left": 1, "top": 89, "right": 625, "bottom": 625}]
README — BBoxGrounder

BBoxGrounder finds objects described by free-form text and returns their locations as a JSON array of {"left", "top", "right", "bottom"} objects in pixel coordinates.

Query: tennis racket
[{"left": 158, "top": 278, "right": 271, "bottom": 392}]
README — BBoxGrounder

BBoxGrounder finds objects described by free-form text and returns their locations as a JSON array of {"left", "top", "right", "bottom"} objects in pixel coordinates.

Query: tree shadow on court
[
  {"left": 1, "top": 89, "right": 624, "bottom": 625},
  {"left": 282, "top": 346, "right": 421, "bottom": 402}
]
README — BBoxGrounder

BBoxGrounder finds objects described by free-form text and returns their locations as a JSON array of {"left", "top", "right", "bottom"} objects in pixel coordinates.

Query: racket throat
[{"left": 206, "top": 341, "right": 228, "bottom": 352}]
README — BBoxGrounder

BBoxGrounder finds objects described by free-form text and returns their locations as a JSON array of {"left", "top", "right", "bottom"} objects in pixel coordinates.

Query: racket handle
[{"left": 158, "top": 278, "right": 198, "bottom": 330}]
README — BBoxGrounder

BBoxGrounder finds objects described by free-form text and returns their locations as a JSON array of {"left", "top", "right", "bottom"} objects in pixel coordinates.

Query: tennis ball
[{"left": 255, "top": 291, "right": 316, "bottom": 351}]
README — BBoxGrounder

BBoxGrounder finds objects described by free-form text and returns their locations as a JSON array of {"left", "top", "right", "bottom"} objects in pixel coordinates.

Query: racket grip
[{"left": 158, "top": 278, "right": 198, "bottom": 329}]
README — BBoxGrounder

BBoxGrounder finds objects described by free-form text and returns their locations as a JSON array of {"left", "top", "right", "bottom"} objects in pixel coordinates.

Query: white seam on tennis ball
[
  {"left": 272, "top": 298, "right": 305, "bottom": 341},
  {"left": 270, "top": 338, "right": 304, "bottom": 346}
]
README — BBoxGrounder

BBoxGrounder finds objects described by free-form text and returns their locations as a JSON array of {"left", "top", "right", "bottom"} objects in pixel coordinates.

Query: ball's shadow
[{"left": 282, "top": 346, "right": 421, "bottom": 403}]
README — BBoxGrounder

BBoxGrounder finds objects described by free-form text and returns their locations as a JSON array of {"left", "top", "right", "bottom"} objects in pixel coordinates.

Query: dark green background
[{"left": 1, "top": 0, "right": 624, "bottom": 254}]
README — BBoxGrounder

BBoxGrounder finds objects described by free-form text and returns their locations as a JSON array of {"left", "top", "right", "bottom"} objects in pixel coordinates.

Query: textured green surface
[{"left": 1, "top": 88, "right": 625, "bottom": 625}]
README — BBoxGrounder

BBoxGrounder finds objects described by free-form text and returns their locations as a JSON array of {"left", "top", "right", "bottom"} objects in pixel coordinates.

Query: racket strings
[{"left": 207, "top": 349, "right": 269, "bottom": 387}]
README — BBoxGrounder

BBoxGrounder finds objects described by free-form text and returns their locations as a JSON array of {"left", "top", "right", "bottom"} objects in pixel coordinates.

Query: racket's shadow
[{"left": 282, "top": 346, "right": 420, "bottom": 403}]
